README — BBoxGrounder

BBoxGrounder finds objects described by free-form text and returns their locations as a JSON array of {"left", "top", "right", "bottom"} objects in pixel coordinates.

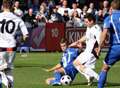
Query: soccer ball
[{"left": 60, "top": 75, "right": 72, "bottom": 85}]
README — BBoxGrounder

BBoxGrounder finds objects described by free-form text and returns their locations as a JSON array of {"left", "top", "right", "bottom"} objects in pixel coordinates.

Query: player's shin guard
[
  {"left": 84, "top": 68, "right": 99, "bottom": 80},
  {"left": 54, "top": 72, "right": 62, "bottom": 82},
  {"left": 98, "top": 71, "right": 107, "bottom": 88}
]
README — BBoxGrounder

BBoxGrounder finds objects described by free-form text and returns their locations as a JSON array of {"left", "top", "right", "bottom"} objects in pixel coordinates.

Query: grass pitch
[{"left": 9, "top": 52, "right": 120, "bottom": 88}]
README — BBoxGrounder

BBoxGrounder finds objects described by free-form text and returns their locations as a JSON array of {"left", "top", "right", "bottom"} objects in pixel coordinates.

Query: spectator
[
  {"left": 32, "top": 0, "right": 39, "bottom": 14},
  {"left": 13, "top": 1, "right": 23, "bottom": 18},
  {"left": 22, "top": 8, "right": 36, "bottom": 33},
  {"left": 96, "top": 9, "right": 104, "bottom": 23},
  {"left": 57, "top": 0, "right": 71, "bottom": 16},
  {"left": 63, "top": 10, "right": 70, "bottom": 23},
  {"left": 35, "top": 2, "right": 48, "bottom": 23},
  {"left": 80, "top": 5, "right": 88, "bottom": 21},
  {"left": 22, "top": 8, "right": 36, "bottom": 49},
  {"left": 49, "top": 6, "right": 64, "bottom": 23},
  {"left": 70, "top": 2, "right": 82, "bottom": 17},
  {"left": 87, "top": 3, "right": 98, "bottom": 16},
  {"left": 102, "top": 0, "right": 109, "bottom": 18},
  {"left": 57, "top": 0, "right": 64, "bottom": 6},
  {"left": 71, "top": 10, "right": 83, "bottom": 27}
]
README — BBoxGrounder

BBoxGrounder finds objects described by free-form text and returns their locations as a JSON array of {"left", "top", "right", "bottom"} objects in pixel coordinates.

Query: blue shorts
[
  {"left": 64, "top": 64, "right": 78, "bottom": 80},
  {"left": 104, "top": 45, "right": 120, "bottom": 66}
]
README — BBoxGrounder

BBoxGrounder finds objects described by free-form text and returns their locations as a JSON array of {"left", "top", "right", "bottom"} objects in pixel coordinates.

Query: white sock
[
  {"left": 76, "top": 66, "right": 90, "bottom": 81},
  {"left": 7, "top": 75, "right": 14, "bottom": 88},
  {"left": 84, "top": 68, "right": 99, "bottom": 80}
]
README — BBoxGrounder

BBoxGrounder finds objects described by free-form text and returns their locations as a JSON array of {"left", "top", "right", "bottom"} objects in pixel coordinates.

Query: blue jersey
[
  {"left": 103, "top": 10, "right": 120, "bottom": 45},
  {"left": 103, "top": 10, "right": 120, "bottom": 66},
  {"left": 60, "top": 48, "right": 80, "bottom": 68},
  {"left": 60, "top": 47, "right": 80, "bottom": 80}
]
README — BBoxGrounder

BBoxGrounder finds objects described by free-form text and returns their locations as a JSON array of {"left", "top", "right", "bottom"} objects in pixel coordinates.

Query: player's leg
[
  {"left": 75, "top": 66, "right": 95, "bottom": 86},
  {"left": 98, "top": 63, "right": 109, "bottom": 88},
  {"left": 6, "top": 51, "right": 16, "bottom": 69},
  {"left": 45, "top": 77, "right": 55, "bottom": 85},
  {"left": 83, "top": 67, "right": 99, "bottom": 81},
  {"left": 75, "top": 63, "right": 99, "bottom": 83},
  {"left": 54, "top": 67, "right": 65, "bottom": 83},
  {"left": 73, "top": 53, "right": 91, "bottom": 82},
  {"left": 64, "top": 64, "right": 78, "bottom": 82},
  {"left": 73, "top": 52, "right": 99, "bottom": 83},
  {"left": 0, "top": 51, "right": 9, "bottom": 88},
  {"left": 5, "top": 51, "right": 16, "bottom": 88},
  {"left": 98, "top": 45, "right": 120, "bottom": 88},
  {"left": 83, "top": 55, "right": 99, "bottom": 81},
  {"left": 48, "top": 67, "right": 65, "bottom": 85}
]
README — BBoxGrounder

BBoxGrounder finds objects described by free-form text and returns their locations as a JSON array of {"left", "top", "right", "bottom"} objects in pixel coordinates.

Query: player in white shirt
[
  {"left": 0, "top": 0, "right": 28, "bottom": 88},
  {"left": 69, "top": 13, "right": 101, "bottom": 85}
]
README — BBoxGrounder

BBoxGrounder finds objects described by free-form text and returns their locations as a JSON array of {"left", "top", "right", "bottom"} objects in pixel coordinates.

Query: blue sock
[
  {"left": 54, "top": 72, "right": 62, "bottom": 82},
  {"left": 98, "top": 71, "right": 107, "bottom": 88}
]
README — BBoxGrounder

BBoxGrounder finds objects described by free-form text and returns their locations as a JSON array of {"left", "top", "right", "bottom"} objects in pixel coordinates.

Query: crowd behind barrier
[
  {"left": 0, "top": 0, "right": 111, "bottom": 51},
  {"left": 16, "top": 22, "right": 109, "bottom": 52}
]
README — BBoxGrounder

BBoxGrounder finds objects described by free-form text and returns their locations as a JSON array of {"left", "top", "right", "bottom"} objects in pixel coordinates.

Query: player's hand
[
  {"left": 96, "top": 46, "right": 101, "bottom": 57},
  {"left": 77, "top": 42, "right": 83, "bottom": 49},
  {"left": 23, "top": 35, "right": 28, "bottom": 41}
]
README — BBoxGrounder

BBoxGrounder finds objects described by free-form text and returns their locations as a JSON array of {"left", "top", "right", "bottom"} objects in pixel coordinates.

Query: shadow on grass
[
  {"left": 71, "top": 82, "right": 120, "bottom": 87},
  {"left": 71, "top": 82, "right": 88, "bottom": 86},
  {"left": 15, "top": 64, "right": 54, "bottom": 68},
  {"left": 105, "top": 82, "right": 120, "bottom": 87}
]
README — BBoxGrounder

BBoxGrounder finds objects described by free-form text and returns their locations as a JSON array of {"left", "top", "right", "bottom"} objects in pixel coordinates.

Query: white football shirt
[
  {"left": 0, "top": 12, "right": 28, "bottom": 48},
  {"left": 85, "top": 24, "right": 101, "bottom": 53}
]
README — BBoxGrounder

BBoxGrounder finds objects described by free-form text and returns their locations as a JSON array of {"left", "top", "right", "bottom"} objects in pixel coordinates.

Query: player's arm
[
  {"left": 97, "top": 16, "right": 110, "bottom": 56},
  {"left": 99, "top": 29, "right": 108, "bottom": 47},
  {"left": 44, "top": 63, "right": 62, "bottom": 72},
  {"left": 94, "top": 26, "right": 102, "bottom": 56},
  {"left": 97, "top": 28, "right": 108, "bottom": 56},
  {"left": 19, "top": 20, "right": 29, "bottom": 40},
  {"left": 69, "top": 35, "right": 86, "bottom": 48}
]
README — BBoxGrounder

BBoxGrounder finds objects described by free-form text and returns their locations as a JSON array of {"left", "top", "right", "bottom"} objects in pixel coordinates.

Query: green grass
[{"left": 8, "top": 52, "right": 120, "bottom": 88}]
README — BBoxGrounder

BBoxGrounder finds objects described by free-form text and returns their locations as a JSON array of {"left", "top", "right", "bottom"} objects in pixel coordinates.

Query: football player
[
  {"left": 0, "top": 0, "right": 28, "bottom": 88},
  {"left": 44, "top": 38, "right": 80, "bottom": 85},
  {"left": 70, "top": 13, "right": 101, "bottom": 85}
]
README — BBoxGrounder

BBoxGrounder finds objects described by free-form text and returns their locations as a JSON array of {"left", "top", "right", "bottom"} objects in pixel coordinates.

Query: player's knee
[{"left": 102, "top": 64, "right": 110, "bottom": 72}]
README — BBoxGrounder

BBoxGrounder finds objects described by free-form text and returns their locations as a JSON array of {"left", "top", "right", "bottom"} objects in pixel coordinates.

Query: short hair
[
  {"left": 111, "top": 0, "right": 120, "bottom": 10},
  {"left": 84, "top": 13, "right": 96, "bottom": 22},
  {"left": 60, "top": 38, "right": 67, "bottom": 44},
  {"left": 2, "top": 0, "right": 12, "bottom": 9}
]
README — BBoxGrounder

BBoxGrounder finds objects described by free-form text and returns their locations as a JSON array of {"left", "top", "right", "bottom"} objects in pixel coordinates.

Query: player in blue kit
[
  {"left": 97, "top": 0, "right": 120, "bottom": 88},
  {"left": 44, "top": 38, "right": 80, "bottom": 85}
]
